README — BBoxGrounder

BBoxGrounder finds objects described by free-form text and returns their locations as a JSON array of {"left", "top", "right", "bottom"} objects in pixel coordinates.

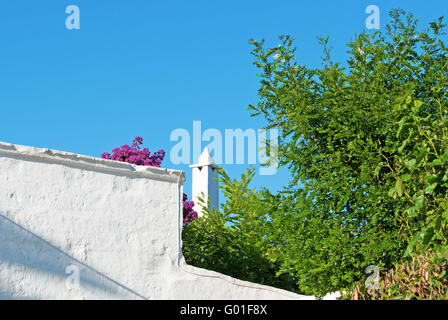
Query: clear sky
[{"left": 0, "top": 0, "right": 446, "bottom": 197}]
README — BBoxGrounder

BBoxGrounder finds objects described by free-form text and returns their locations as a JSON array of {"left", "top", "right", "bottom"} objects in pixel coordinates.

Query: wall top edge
[{"left": 0, "top": 141, "right": 185, "bottom": 184}]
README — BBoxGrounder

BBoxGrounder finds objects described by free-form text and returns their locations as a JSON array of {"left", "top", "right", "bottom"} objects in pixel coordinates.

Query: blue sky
[{"left": 0, "top": 0, "right": 445, "bottom": 197}]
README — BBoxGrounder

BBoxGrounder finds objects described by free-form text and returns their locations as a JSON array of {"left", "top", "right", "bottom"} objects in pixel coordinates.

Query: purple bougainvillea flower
[
  {"left": 101, "top": 152, "right": 111, "bottom": 159},
  {"left": 132, "top": 136, "right": 143, "bottom": 145},
  {"left": 182, "top": 193, "right": 198, "bottom": 226}
]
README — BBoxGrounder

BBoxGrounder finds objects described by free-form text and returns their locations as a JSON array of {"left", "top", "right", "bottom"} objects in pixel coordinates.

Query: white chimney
[{"left": 189, "top": 148, "right": 219, "bottom": 217}]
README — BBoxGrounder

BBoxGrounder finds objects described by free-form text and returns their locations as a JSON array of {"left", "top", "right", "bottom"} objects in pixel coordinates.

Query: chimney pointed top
[
  {"left": 189, "top": 148, "right": 217, "bottom": 168},
  {"left": 198, "top": 148, "right": 215, "bottom": 165}
]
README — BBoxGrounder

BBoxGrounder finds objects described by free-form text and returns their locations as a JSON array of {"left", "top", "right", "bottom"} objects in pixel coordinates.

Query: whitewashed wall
[{"left": 0, "top": 141, "right": 318, "bottom": 300}]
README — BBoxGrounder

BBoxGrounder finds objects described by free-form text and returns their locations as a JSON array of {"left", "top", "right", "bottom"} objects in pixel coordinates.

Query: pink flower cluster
[
  {"left": 101, "top": 137, "right": 198, "bottom": 225},
  {"left": 101, "top": 136, "right": 165, "bottom": 167},
  {"left": 183, "top": 193, "right": 198, "bottom": 225}
]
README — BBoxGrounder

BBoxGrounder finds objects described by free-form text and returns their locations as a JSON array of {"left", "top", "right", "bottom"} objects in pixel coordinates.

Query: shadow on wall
[{"left": 0, "top": 213, "right": 143, "bottom": 299}]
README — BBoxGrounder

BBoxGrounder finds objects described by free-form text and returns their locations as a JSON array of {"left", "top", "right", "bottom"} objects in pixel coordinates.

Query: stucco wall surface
[{"left": 0, "top": 141, "right": 319, "bottom": 300}]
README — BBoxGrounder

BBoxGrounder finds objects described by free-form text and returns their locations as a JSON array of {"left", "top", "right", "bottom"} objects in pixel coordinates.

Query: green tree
[
  {"left": 183, "top": 9, "right": 448, "bottom": 297},
  {"left": 248, "top": 9, "right": 448, "bottom": 296}
]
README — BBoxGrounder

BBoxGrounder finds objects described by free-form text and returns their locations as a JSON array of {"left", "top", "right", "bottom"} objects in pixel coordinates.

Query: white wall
[{"left": 0, "top": 141, "right": 318, "bottom": 300}]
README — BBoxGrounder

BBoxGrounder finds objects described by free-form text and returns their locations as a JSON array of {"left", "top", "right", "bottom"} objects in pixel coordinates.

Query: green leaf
[
  {"left": 401, "top": 173, "right": 411, "bottom": 182},
  {"left": 403, "top": 159, "right": 417, "bottom": 170},
  {"left": 443, "top": 209, "right": 448, "bottom": 219},
  {"left": 414, "top": 195, "right": 425, "bottom": 210},
  {"left": 422, "top": 227, "right": 435, "bottom": 246},
  {"left": 404, "top": 235, "right": 419, "bottom": 257},
  {"left": 396, "top": 118, "right": 406, "bottom": 138},
  {"left": 395, "top": 179, "right": 404, "bottom": 197},
  {"left": 424, "top": 183, "right": 438, "bottom": 194},
  {"left": 429, "top": 159, "right": 445, "bottom": 167},
  {"left": 435, "top": 216, "right": 442, "bottom": 231},
  {"left": 374, "top": 162, "right": 384, "bottom": 177},
  {"left": 442, "top": 147, "right": 448, "bottom": 162},
  {"left": 407, "top": 206, "right": 417, "bottom": 217},
  {"left": 398, "top": 140, "right": 408, "bottom": 153},
  {"left": 413, "top": 99, "right": 424, "bottom": 110},
  {"left": 425, "top": 174, "right": 439, "bottom": 183},
  {"left": 388, "top": 187, "right": 397, "bottom": 199}
]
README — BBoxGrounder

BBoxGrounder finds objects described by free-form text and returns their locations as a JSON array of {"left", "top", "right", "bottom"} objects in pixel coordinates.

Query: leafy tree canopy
[{"left": 184, "top": 9, "right": 448, "bottom": 297}]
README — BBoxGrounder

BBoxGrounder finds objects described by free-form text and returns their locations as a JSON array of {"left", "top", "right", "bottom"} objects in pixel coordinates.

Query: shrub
[
  {"left": 347, "top": 248, "right": 448, "bottom": 300},
  {"left": 182, "top": 168, "right": 299, "bottom": 292},
  {"left": 246, "top": 9, "right": 447, "bottom": 296},
  {"left": 101, "top": 136, "right": 165, "bottom": 167}
]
